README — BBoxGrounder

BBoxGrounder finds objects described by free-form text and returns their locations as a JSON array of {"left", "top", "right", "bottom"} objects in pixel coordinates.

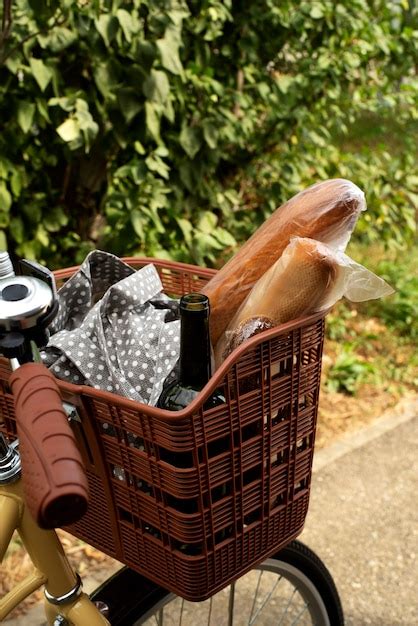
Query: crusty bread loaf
[
  {"left": 214, "top": 238, "right": 339, "bottom": 368},
  {"left": 217, "top": 315, "right": 274, "bottom": 364},
  {"left": 203, "top": 179, "right": 365, "bottom": 345}
]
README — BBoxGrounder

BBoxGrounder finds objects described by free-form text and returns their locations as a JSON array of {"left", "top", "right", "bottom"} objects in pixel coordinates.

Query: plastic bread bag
[
  {"left": 214, "top": 237, "right": 394, "bottom": 369},
  {"left": 203, "top": 178, "right": 367, "bottom": 345}
]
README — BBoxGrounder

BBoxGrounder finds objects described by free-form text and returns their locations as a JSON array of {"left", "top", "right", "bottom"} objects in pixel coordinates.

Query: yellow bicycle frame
[{"left": 0, "top": 478, "right": 109, "bottom": 625}]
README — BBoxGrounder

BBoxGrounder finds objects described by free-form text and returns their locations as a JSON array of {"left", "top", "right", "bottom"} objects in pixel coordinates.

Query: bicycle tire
[{"left": 90, "top": 540, "right": 344, "bottom": 626}]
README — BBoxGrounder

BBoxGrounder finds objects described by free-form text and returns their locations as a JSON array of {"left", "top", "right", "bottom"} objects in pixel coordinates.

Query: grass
[
  {"left": 321, "top": 107, "right": 417, "bottom": 407},
  {"left": 335, "top": 113, "right": 418, "bottom": 154},
  {"left": 317, "top": 239, "right": 418, "bottom": 446},
  {"left": 327, "top": 239, "right": 418, "bottom": 393}
]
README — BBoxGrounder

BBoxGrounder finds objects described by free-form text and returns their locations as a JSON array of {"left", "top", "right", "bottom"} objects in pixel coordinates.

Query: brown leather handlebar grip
[{"left": 10, "top": 362, "right": 89, "bottom": 529}]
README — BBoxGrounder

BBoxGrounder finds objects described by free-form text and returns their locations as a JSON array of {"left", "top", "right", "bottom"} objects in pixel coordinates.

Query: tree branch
[
  {"left": 0, "top": 0, "right": 13, "bottom": 49},
  {"left": 0, "top": 8, "right": 66, "bottom": 66}
]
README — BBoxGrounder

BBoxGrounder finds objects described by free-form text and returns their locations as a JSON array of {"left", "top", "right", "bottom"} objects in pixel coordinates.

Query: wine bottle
[{"left": 157, "top": 293, "right": 224, "bottom": 411}]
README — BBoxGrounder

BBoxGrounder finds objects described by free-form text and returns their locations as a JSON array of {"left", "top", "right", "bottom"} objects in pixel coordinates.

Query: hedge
[{"left": 0, "top": 0, "right": 417, "bottom": 268}]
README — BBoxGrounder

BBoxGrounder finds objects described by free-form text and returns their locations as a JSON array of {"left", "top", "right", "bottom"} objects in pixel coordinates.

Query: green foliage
[
  {"left": 0, "top": 0, "right": 417, "bottom": 267},
  {"left": 326, "top": 303, "right": 355, "bottom": 342},
  {"left": 326, "top": 343, "right": 376, "bottom": 394},
  {"left": 358, "top": 251, "right": 418, "bottom": 340},
  {"left": 324, "top": 242, "right": 418, "bottom": 396},
  {"left": 376, "top": 266, "right": 418, "bottom": 339}
]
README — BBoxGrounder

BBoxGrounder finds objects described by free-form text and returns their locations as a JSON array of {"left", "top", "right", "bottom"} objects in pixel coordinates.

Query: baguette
[
  {"left": 203, "top": 178, "right": 365, "bottom": 344},
  {"left": 219, "top": 315, "right": 274, "bottom": 363},
  {"left": 214, "top": 238, "right": 338, "bottom": 368}
]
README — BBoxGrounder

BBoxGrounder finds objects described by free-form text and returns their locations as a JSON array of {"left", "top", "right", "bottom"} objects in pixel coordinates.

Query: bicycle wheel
[{"left": 91, "top": 540, "right": 344, "bottom": 626}]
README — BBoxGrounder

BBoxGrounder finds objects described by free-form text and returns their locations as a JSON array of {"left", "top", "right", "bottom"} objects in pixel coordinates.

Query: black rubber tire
[
  {"left": 270, "top": 539, "right": 344, "bottom": 625},
  {"left": 91, "top": 539, "right": 344, "bottom": 625}
]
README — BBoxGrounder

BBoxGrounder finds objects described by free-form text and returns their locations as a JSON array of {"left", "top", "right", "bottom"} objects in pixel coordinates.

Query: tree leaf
[
  {"left": 214, "top": 227, "right": 236, "bottom": 247},
  {"left": 145, "top": 102, "right": 161, "bottom": 143},
  {"left": 274, "top": 74, "right": 294, "bottom": 94},
  {"left": 145, "top": 154, "right": 170, "bottom": 180},
  {"left": 179, "top": 125, "right": 201, "bottom": 158},
  {"left": 195, "top": 231, "right": 224, "bottom": 251},
  {"left": 162, "top": 98, "right": 175, "bottom": 123},
  {"left": 94, "top": 59, "right": 121, "bottom": 101},
  {"left": 156, "top": 27, "right": 183, "bottom": 76},
  {"left": 117, "top": 88, "right": 142, "bottom": 123},
  {"left": 38, "top": 27, "right": 77, "bottom": 52},
  {"left": 29, "top": 58, "right": 53, "bottom": 91},
  {"left": 48, "top": 96, "right": 76, "bottom": 112},
  {"left": 143, "top": 70, "right": 170, "bottom": 104},
  {"left": 130, "top": 210, "right": 145, "bottom": 239},
  {"left": 5, "top": 53, "right": 20, "bottom": 75},
  {"left": 17, "top": 101, "right": 36, "bottom": 133},
  {"left": 56, "top": 118, "right": 80, "bottom": 142},
  {"left": 0, "top": 230, "right": 7, "bottom": 250},
  {"left": 36, "top": 98, "right": 51, "bottom": 122},
  {"left": 0, "top": 183, "right": 12, "bottom": 212},
  {"left": 136, "top": 41, "right": 157, "bottom": 70},
  {"left": 310, "top": 5, "right": 325, "bottom": 19},
  {"left": 176, "top": 217, "right": 193, "bottom": 244},
  {"left": 198, "top": 211, "right": 217, "bottom": 233},
  {"left": 117, "top": 9, "right": 138, "bottom": 42},
  {"left": 10, "top": 217, "right": 25, "bottom": 243},
  {"left": 95, "top": 14, "right": 119, "bottom": 47},
  {"left": 36, "top": 224, "right": 49, "bottom": 247},
  {"left": 134, "top": 141, "right": 146, "bottom": 155},
  {"left": 202, "top": 121, "right": 218, "bottom": 149},
  {"left": 10, "top": 170, "right": 23, "bottom": 197},
  {"left": 44, "top": 206, "right": 69, "bottom": 232}
]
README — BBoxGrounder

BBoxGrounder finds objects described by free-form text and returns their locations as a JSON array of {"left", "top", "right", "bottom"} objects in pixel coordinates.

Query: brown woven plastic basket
[{"left": 0, "top": 257, "right": 325, "bottom": 601}]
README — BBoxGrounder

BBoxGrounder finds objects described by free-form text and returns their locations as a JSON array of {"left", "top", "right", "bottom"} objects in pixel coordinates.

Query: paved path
[
  {"left": 301, "top": 398, "right": 418, "bottom": 625},
  {"left": 4, "top": 398, "right": 418, "bottom": 625}
]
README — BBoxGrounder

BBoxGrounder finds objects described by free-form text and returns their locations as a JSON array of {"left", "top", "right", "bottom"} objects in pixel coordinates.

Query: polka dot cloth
[{"left": 41, "top": 250, "right": 180, "bottom": 406}]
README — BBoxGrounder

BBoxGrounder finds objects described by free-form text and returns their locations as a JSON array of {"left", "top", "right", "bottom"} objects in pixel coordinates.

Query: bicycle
[{"left": 0, "top": 255, "right": 344, "bottom": 625}]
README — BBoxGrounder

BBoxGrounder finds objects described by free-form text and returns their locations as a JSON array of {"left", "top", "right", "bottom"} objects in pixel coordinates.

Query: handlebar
[{"left": 10, "top": 362, "right": 89, "bottom": 529}]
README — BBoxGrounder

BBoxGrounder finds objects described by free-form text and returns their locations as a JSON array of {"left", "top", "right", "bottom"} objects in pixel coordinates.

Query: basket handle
[{"left": 10, "top": 362, "right": 89, "bottom": 529}]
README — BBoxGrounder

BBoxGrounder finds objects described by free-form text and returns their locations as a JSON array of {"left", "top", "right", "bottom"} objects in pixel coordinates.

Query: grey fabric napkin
[{"left": 41, "top": 250, "right": 180, "bottom": 406}]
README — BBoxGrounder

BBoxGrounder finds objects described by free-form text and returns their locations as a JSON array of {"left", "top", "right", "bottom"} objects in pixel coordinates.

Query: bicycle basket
[{"left": 0, "top": 257, "right": 325, "bottom": 601}]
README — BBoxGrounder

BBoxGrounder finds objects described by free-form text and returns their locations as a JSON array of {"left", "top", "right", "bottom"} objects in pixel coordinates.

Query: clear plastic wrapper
[
  {"left": 203, "top": 178, "right": 367, "bottom": 345},
  {"left": 214, "top": 237, "right": 394, "bottom": 368}
]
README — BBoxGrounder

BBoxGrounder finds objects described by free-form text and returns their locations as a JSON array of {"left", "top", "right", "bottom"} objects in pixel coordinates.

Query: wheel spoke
[
  {"left": 248, "top": 570, "right": 263, "bottom": 623},
  {"left": 207, "top": 595, "right": 213, "bottom": 625},
  {"left": 276, "top": 587, "right": 298, "bottom": 626},
  {"left": 248, "top": 575, "right": 284, "bottom": 625},
  {"left": 290, "top": 602, "right": 310, "bottom": 626},
  {"left": 227, "top": 581, "right": 236, "bottom": 626},
  {"left": 179, "top": 598, "right": 185, "bottom": 626},
  {"left": 136, "top": 541, "right": 341, "bottom": 626}
]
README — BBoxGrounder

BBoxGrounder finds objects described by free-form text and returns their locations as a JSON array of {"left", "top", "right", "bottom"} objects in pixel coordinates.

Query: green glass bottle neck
[{"left": 179, "top": 311, "right": 211, "bottom": 390}]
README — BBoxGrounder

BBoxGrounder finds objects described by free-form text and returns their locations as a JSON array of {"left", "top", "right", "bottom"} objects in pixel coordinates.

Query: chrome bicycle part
[
  {"left": 0, "top": 434, "right": 21, "bottom": 484},
  {"left": 0, "top": 252, "right": 15, "bottom": 279},
  {"left": 64, "top": 402, "right": 82, "bottom": 423},
  {"left": 45, "top": 574, "right": 83, "bottom": 606},
  {"left": 0, "top": 275, "right": 54, "bottom": 331},
  {"left": 0, "top": 258, "right": 58, "bottom": 361},
  {"left": 94, "top": 601, "right": 110, "bottom": 619}
]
